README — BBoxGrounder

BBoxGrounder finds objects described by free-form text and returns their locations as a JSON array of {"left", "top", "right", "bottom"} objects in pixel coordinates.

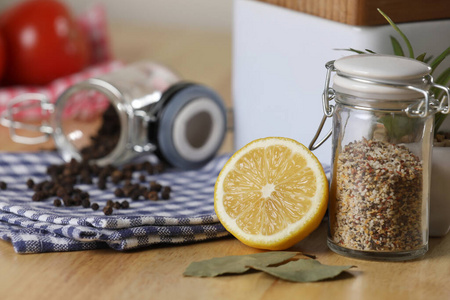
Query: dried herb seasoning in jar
[
  {"left": 310, "top": 55, "right": 450, "bottom": 261},
  {"left": 332, "top": 138, "right": 423, "bottom": 252}
]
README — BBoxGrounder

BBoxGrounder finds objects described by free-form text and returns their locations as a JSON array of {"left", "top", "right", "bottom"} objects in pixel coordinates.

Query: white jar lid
[{"left": 333, "top": 55, "right": 432, "bottom": 101}]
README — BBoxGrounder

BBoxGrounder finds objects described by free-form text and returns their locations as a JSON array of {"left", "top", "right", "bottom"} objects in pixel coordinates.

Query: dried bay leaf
[
  {"left": 183, "top": 251, "right": 299, "bottom": 277},
  {"left": 249, "top": 259, "right": 354, "bottom": 282}
]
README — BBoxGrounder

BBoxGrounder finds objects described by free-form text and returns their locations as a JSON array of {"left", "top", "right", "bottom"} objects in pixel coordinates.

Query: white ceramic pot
[
  {"left": 430, "top": 117, "right": 450, "bottom": 237},
  {"left": 430, "top": 146, "right": 450, "bottom": 236}
]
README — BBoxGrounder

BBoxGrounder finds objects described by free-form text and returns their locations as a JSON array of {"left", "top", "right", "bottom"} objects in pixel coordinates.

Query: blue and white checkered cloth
[
  {"left": 0, "top": 151, "right": 331, "bottom": 254},
  {"left": 0, "top": 152, "right": 232, "bottom": 253}
]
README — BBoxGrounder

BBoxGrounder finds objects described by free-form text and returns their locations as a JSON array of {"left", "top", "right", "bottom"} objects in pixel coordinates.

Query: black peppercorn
[
  {"left": 53, "top": 199, "right": 62, "bottom": 207},
  {"left": 103, "top": 205, "right": 113, "bottom": 215},
  {"left": 114, "top": 188, "right": 125, "bottom": 197},
  {"left": 130, "top": 190, "right": 141, "bottom": 200},
  {"left": 97, "top": 179, "right": 107, "bottom": 190},
  {"left": 0, "top": 181, "right": 7, "bottom": 190},
  {"left": 111, "top": 170, "right": 123, "bottom": 184},
  {"left": 81, "top": 199, "right": 91, "bottom": 208},
  {"left": 154, "top": 163, "right": 165, "bottom": 174},
  {"left": 161, "top": 190, "right": 170, "bottom": 200},
  {"left": 91, "top": 203, "right": 100, "bottom": 211},
  {"left": 147, "top": 191, "right": 159, "bottom": 201},
  {"left": 149, "top": 181, "right": 162, "bottom": 192},
  {"left": 56, "top": 186, "right": 66, "bottom": 198},
  {"left": 80, "top": 191, "right": 89, "bottom": 200},
  {"left": 26, "top": 179, "right": 35, "bottom": 189},
  {"left": 62, "top": 195, "right": 71, "bottom": 207},
  {"left": 73, "top": 194, "right": 82, "bottom": 206},
  {"left": 32, "top": 191, "right": 45, "bottom": 201},
  {"left": 139, "top": 174, "right": 146, "bottom": 182}
]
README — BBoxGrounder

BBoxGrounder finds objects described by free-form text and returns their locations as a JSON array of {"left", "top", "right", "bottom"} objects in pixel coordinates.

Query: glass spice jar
[
  {"left": 310, "top": 55, "right": 450, "bottom": 261},
  {"left": 0, "top": 61, "right": 228, "bottom": 169}
]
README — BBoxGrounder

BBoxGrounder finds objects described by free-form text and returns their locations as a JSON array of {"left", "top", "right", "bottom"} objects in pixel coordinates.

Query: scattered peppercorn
[
  {"left": 21, "top": 108, "right": 173, "bottom": 216},
  {"left": 130, "top": 190, "right": 141, "bottom": 200},
  {"left": 111, "top": 170, "right": 123, "bottom": 184},
  {"left": 0, "top": 181, "right": 7, "bottom": 190},
  {"left": 91, "top": 203, "right": 100, "bottom": 211},
  {"left": 32, "top": 192, "right": 45, "bottom": 201},
  {"left": 154, "top": 163, "right": 165, "bottom": 174},
  {"left": 97, "top": 179, "right": 107, "bottom": 190},
  {"left": 139, "top": 187, "right": 148, "bottom": 197},
  {"left": 139, "top": 174, "right": 146, "bottom": 182},
  {"left": 56, "top": 186, "right": 66, "bottom": 198},
  {"left": 114, "top": 188, "right": 125, "bottom": 197},
  {"left": 147, "top": 191, "right": 159, "bottom": 201},
  {"left": 149, "top": 181, "right": 162, "bottom": 192},
  {"left": 81, "top": 199, "right": 91, "bottom": 208},
  {"left": 62, "top": 196, "right": 71, "bottom": 207},
  {"left": 26, "top": 179, "right": 35, "bottom": 189},
  {"left": 53, "top": 199, "right": 62, "bottom": 207},
  {"left": 161, "top": 190, "right": 170, "bottom": 200},
  {"left": 103, "top": 205, "right": 113, "bottom": 215},
  {"left": 73, "top": 194, "right": 82, "bottom": 206}
]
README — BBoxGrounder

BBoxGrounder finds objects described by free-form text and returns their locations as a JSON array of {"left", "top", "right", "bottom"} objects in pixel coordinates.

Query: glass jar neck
[{"left": 334, "top": 92, "right": 425, "bottom": 113}]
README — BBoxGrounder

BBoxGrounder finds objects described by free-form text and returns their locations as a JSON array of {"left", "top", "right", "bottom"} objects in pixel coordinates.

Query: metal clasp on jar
[
  {"left": 0, "top": 93, "right": 55, "bottom": 144},
  {"left": 309, "top": 60, "right": 450, "bottom": 151},
  {"left": 309, "top": 61, "right": 335, "bottom": 150}
]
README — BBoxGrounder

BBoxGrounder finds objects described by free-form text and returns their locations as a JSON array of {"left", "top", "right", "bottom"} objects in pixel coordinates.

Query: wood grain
[
  {"left": 0, "top": 223, "right": 449, "bottom": 300},
  {"left": 0, "top": 24, "right": 449, "bottom": 300},
  {"left": 255, "top": 0, "right": 450, "bottom": 25}
]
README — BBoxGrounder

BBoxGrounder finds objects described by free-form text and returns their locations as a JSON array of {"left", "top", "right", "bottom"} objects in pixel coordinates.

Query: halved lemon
[{"left": 214, "top": 137, "right": 328, "bottom": 250}]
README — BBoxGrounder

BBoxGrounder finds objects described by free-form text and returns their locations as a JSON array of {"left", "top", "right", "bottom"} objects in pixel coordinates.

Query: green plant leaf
[
  {"left": 390, "top": 36, "right": 405, "bottom": 56},
  {"left": 433, "top": 67, "right": 450, "bottom": 97},
  {"left": 430, "top": 47, "right": 450, "bottom": 74},
  {"left": 183, "top": 251, "right": 299, "bottom": 277},
  {"left": 334, "top": 48, "right": 366, "bottom": 54},
  {"left": 435, "top": 113, "right": 447, "bottom": 133},
  {"left": 379, "top": 114, "right": 420, "bottom": 141},
  {"left": 344, "top": 9, "right": 450, "bottom": 137},
  {"left": 424, "top": 55, "right": 433, "bottom": 64},
  {"left": 435, "top": 67, "right": 450, "bottom": 86},
  {"left": 378, "top": 8, "right": 414, "bottom": 58},
  {"left": 433, "top": 67, "right": 450, "bottom": 133},
  {"left": 416, "top": 53, "right": 427, "bottom": 62},
  {"left": 249, "top": 259, "right": 354, "bottom": 283}
]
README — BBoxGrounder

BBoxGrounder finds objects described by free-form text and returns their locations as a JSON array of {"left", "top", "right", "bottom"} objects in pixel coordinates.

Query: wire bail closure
[
  {"left": 0, "top": 93, "right": 54, "bottom": 144},
  {"left": 309, "top": 59, "right": 450, "bottom": 151},
  {"left": 309, "top": 61, "right": 335, "bottom": 151}
]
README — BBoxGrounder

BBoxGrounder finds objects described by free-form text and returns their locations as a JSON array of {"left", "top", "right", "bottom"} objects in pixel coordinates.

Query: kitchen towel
[
  {"left": 0, "top": 152, "right": 231, "bottom": 253},
  {"left": 0, "top": 152, "right": 331, "bottom": 254}
]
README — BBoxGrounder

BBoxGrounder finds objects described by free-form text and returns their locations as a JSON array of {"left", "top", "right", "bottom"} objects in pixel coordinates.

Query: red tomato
[
  {"left": 0, "top": 32, "right": 5, "bottom": 82},
  {"left": 0, "top": 0, "right": 90, "bottom": 85}
]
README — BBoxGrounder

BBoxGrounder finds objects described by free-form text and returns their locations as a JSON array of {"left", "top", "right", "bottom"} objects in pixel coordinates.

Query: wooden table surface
[{"left": 0, "top": 24, "right": 449, "bottom": 300}]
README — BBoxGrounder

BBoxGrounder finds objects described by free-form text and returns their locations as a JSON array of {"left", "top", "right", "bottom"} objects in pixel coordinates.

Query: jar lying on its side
[
  {"left": 312, "top": 55, "right": 449, "bottom": 261},
  {"left": 0, "top": 61, "right": 228, "bottom": 169}
]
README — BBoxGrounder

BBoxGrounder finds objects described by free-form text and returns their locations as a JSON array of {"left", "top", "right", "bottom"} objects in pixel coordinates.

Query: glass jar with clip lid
[
  {"left": 0, "top": 61, "right": 228, "bottom": 169},
  {"left": 310, "top": 54, "right": 450, "bottom": 261}
]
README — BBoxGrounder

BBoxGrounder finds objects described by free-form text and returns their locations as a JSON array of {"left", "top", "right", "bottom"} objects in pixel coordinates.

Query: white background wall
[{"left": 0, "top": 0, "right": 233, "bottom": 32}]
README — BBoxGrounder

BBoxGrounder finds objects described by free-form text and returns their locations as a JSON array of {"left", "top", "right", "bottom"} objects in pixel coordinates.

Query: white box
[{"left": 233, "top": 0, "right": 450, "bottom": 164}]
